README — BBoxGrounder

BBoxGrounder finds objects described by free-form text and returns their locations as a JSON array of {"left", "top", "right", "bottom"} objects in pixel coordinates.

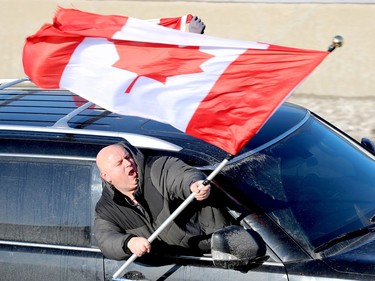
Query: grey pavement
[{"left": 287, "top": 94, "right": 375, "bottom": 143}]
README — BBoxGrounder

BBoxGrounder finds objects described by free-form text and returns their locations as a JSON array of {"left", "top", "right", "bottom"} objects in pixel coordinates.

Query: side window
[{"left": 0, "top": 156, "right": 96, "bottom": 247}]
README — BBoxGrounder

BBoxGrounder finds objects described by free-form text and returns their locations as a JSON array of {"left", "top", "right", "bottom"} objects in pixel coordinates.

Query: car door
[
  {"left": 104, "top": 248, "right": 287, "bottom": 281},
  {"left": 0, "top": 154, "right": 104, "bottom": 281}
]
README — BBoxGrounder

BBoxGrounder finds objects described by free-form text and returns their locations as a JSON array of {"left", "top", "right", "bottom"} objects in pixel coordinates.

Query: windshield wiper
[{"left": 314, "top": 224, "right": 375, "bottom": 253}]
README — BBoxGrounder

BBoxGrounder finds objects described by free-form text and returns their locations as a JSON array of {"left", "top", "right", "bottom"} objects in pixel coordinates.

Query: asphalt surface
[{"left": 287, "top": 94, "right": 375, "bottom": 143}]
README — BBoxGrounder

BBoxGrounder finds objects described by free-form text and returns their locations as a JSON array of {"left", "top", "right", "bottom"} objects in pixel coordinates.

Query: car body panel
[
  {"left": 105, "top": 258, "right": 287, "bottom": 281},
  {"left": 0, "top": 244, "right": 103, "bottom": 281}
]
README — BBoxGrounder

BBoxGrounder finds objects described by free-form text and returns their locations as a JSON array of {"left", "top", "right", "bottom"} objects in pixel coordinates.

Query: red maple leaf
[{"left": 110, "top": 40, "right": 214, "bottom": 93}]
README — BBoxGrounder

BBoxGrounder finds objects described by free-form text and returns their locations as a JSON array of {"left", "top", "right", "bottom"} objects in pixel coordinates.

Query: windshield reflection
[{"left": 226, "top": 116, "right": 375, "bottom": 253}]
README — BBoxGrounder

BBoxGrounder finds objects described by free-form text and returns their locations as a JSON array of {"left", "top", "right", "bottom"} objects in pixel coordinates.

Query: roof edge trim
[{"left": 0, "top": 124, "right": 182, "bottom": 151}]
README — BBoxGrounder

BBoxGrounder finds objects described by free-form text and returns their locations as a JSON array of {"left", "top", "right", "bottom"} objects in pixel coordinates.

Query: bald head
[
  {"left": 96, "top": 144, "right": 139, "bottom": 195},
  {"left": 96, "top": 144, "right": 124, "bottom": 174}
]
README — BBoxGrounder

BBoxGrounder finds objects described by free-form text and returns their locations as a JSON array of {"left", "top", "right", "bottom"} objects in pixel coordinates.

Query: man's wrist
[{"left": 122, "top": 234, "right": 136, "bottom": 255}]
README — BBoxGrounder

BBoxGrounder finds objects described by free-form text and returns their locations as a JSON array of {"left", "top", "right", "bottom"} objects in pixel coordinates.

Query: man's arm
[
  {"left": 150, "top": 156, "right": 209, "bottom": 201},
  {"left": 95, "top": 214, "right": 152, "bottom": 259}
]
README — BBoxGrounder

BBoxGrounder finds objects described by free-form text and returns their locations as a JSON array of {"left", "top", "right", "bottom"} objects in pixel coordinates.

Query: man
[{"left": 94, "top": 141, "right": 230, "bottom": 260}]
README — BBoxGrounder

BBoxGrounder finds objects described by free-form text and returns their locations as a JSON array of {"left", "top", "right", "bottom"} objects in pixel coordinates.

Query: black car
[{"left": 0, "top": 78, "right": 375, "bottom": 281}]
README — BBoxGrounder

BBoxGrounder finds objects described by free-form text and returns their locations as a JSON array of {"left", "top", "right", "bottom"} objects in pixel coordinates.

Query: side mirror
[
  {"left": 361, "top": 137, "right": 375, "bottom": 155},
  {"left": 211, "top": 225, "right": 267, "bottom": 269}
]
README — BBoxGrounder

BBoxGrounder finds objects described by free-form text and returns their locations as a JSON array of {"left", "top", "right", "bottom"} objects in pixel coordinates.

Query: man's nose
[{"left": 123, "top": 158, "right": 132, "bottom": 167}]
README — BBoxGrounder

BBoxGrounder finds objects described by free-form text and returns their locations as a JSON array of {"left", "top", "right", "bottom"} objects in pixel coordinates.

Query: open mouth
[{"left": 129, "top": 168, "right": 138, "bottom": 179}]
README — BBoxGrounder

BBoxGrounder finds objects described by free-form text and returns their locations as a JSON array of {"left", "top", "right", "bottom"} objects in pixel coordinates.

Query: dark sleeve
[
  {"left": 149, "top": 156, "right": 206, "bottom": 200},
  {"left": 94, "top": 214, "right": 135, "bottom": 260}
]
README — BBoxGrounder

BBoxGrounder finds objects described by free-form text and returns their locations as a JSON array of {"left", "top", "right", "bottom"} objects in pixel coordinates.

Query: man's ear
[{"left": 101, "top": 171, "right": 111, "bottom": 183}]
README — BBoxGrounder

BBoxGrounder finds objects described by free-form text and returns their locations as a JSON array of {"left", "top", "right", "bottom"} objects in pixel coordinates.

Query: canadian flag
[{"left": 23, "top": 8, "right": 329, "bottom": 155}]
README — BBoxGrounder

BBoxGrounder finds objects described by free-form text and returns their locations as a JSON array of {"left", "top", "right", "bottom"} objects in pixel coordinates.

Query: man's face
[{"left": 100, "top": 145, "right": 138, "bottom": 194}]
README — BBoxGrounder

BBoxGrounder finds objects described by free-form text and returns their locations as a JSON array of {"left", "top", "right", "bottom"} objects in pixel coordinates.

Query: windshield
[{"left": 224, "top": 115, "right": 375, "bottom": 254}]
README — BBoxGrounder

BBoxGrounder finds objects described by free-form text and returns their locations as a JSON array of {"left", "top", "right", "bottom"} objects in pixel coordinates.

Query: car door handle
[{"left": 112, "top": 270, "right": 150, "bottom": 281}]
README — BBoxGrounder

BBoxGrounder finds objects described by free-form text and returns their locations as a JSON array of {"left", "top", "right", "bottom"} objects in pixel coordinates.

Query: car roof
[{"left": 0, "top": 78, "right": 310, "bottom": 163}]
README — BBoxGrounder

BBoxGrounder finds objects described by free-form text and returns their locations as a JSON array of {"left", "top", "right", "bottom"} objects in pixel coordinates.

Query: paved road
[{"left": 287, "top": 94, "right": 375, "bottom": 143}]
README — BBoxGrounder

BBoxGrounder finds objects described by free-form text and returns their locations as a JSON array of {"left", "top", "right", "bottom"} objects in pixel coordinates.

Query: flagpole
[{"left": 112, "top": 154, "right": 233, "bottom": 279}]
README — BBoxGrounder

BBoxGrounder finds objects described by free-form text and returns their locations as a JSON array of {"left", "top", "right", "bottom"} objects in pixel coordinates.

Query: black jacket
[{"left": 94, "top": 142, "right": 229, "bottom": 260}]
